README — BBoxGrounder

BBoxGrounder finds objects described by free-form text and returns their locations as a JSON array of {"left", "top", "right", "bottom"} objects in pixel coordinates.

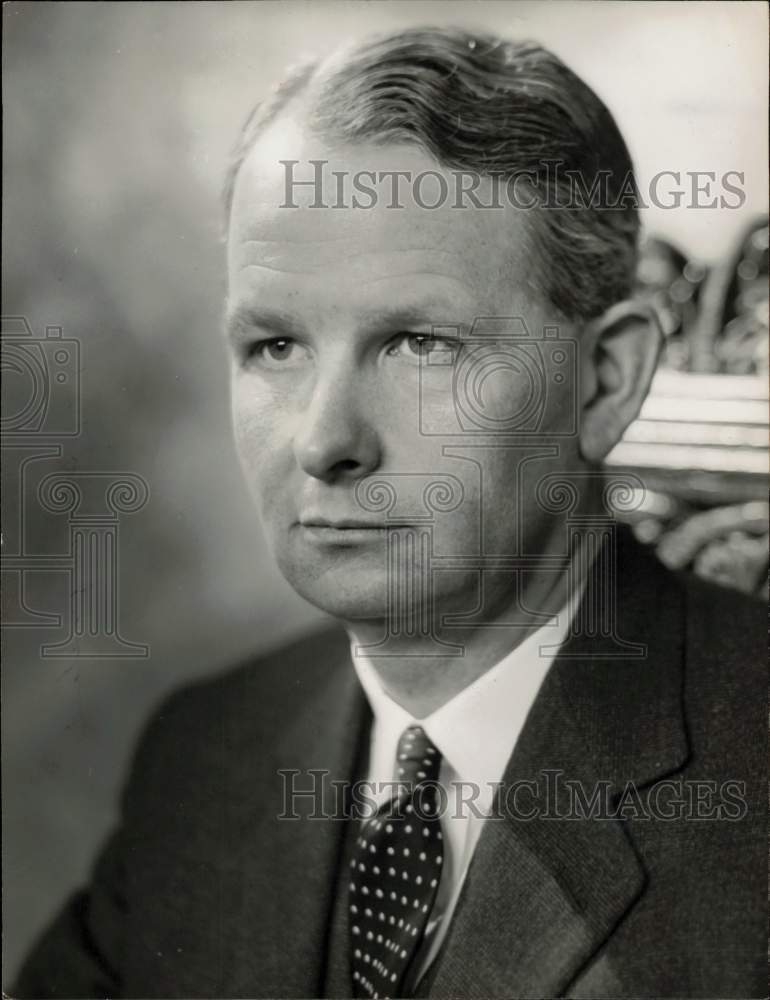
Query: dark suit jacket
[{"left": 13, "top": 530, "right": 768, "bottom": 998}]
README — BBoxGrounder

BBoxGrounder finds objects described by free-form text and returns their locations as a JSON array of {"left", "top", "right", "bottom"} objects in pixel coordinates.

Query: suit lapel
[
  {"left": 220, "top": 626, "right": 370, "bottom": 998},
  {"left": 428, "top": 528, "right": 690, "bottom": 997}
]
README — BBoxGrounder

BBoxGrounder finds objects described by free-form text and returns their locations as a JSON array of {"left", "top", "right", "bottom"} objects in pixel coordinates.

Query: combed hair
[{"left": 223, "top": 27, "right": 640, "bottom": 321}]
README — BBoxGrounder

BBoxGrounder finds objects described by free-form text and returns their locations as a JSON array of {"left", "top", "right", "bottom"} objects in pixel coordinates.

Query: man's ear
[{"left": 579, "top": 300, "right": 663, "bottom": 463}]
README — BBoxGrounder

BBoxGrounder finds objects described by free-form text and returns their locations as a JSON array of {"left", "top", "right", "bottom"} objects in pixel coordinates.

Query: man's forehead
[{"left": 227, "top": 114, "right": 534, "bottom": 288}]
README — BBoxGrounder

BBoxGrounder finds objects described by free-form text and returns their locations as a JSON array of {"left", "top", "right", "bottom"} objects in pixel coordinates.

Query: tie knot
[{"left": 394, "top": 725, "right": 441, "bottom": 786}]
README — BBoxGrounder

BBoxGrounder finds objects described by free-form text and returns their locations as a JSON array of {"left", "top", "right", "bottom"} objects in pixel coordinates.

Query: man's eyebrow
[
  {"left": 224, "top": 303, "right": 467, "bottom": 342},
  {"left": 224, "top": 305, "right": 308, "bottom": 342},
  {"left": 356, "top": 306, "right": 451, "bottom": 331}
]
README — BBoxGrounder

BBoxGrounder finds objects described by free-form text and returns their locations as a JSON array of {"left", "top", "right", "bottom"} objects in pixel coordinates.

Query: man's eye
[
  {"left": 245, "top": 338, "right": 310, "bottom": 369},
  {"left": 387, "top": 333, "right": 460, "bottom": 363}
]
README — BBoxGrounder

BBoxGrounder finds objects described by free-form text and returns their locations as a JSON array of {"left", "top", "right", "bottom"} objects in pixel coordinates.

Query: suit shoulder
[
  {"left": 677, "top": 570, "right": 767, "bottom": 777},
  {"left": 124, "top": 621, "right": 350, "bottom": 789},
  {"left": 680, "top": 569, "right": 766, "bottom": 664},
  {"left": 158, "top": 619, "right": 349, "bottom": 718}
]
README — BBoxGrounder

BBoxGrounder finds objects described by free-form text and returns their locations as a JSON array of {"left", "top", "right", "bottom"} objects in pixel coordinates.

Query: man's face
[{"left": 226, "top": 116, "right": 584, "bottom": 622}]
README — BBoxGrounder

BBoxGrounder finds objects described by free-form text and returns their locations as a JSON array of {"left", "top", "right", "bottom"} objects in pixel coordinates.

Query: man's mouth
[
  {"left": 301, "top": 518, "right": 401, "bottom": 529},
  {"left": 297, "top": 517, "right": 413, "bottom": 542}
]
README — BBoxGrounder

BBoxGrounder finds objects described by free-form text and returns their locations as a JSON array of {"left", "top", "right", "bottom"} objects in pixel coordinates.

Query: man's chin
[
  {"left": 275, "top": 548, "right": 393, "bottom": 621},
  {"left": 284, "top": 574, "right": 392, "bottom": 621}
]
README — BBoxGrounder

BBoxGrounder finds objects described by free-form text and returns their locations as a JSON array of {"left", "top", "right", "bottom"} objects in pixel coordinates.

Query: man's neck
[{"left": 345, "top": 543, "right": 587, "bottom": 719}]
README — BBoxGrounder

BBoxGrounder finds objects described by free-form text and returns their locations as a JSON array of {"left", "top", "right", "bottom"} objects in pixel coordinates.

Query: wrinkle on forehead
[
  {"left": 227, "top": 118, "right": 541, "bottom": 313},
  {"left": 236, "top": 243, "right": 477, "bottom": 279},
  {"left": 230, "top": 216, "right": 533, "bottom": 308}
]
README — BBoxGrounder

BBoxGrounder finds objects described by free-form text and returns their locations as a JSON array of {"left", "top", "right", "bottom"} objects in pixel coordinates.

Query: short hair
[{"left": 224, "top": 27, "right": 639, "bottom": 321}]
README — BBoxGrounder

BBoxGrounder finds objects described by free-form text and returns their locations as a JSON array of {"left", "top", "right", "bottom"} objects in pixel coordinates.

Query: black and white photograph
[{"left": 2, "top": 2, "right": 768, "bottom": 997}]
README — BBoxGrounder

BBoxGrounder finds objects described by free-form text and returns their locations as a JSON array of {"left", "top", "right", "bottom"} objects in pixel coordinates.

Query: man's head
[{"left": 224, "top": 27, "right": 660, "bottom": 623}]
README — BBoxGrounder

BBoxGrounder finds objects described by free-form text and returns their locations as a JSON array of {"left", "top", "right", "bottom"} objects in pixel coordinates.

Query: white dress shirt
[{"left": 349, "top": 598, "right": 578, "bottom": 985}]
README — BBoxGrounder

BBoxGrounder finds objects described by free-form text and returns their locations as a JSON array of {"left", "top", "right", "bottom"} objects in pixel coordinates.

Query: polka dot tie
[{"left": 349, "top": 725, "right": 444, "bottom": 999}]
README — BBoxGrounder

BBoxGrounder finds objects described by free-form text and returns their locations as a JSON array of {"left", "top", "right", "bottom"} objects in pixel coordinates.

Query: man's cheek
[
  {"left": 231, "top": 411, "right": 283, "bottom": 508},
  {"left": 233, "top": 392, "right": 283, "bottom": 457}
]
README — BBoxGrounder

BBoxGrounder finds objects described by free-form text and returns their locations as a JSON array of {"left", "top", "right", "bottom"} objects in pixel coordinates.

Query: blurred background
[{"left": 2, "top": 1, "right": 768, "bottom": 984}]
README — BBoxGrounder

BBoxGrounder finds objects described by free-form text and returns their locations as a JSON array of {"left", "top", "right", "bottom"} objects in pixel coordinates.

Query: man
[{"left": 14, "top": 27, "right": 766, "bottom": 1000}]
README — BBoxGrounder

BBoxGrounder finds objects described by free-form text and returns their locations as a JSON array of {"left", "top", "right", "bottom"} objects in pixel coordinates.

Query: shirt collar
[{"left": 351, "top": 590, "right": 579, "bottom": 807}]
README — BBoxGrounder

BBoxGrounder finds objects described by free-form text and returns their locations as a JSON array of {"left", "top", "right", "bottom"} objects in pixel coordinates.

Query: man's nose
[{"left": 293, "top": 368, "right": 381, "bottom": 482}]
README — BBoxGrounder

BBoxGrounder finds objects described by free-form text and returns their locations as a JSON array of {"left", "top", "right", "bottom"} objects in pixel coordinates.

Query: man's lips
[
  {"left": 297, "top": 519, "right": 409, "bottom": 546},
  {"left": 298, "top": 518, "right": 410, "bottom": 529}
]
